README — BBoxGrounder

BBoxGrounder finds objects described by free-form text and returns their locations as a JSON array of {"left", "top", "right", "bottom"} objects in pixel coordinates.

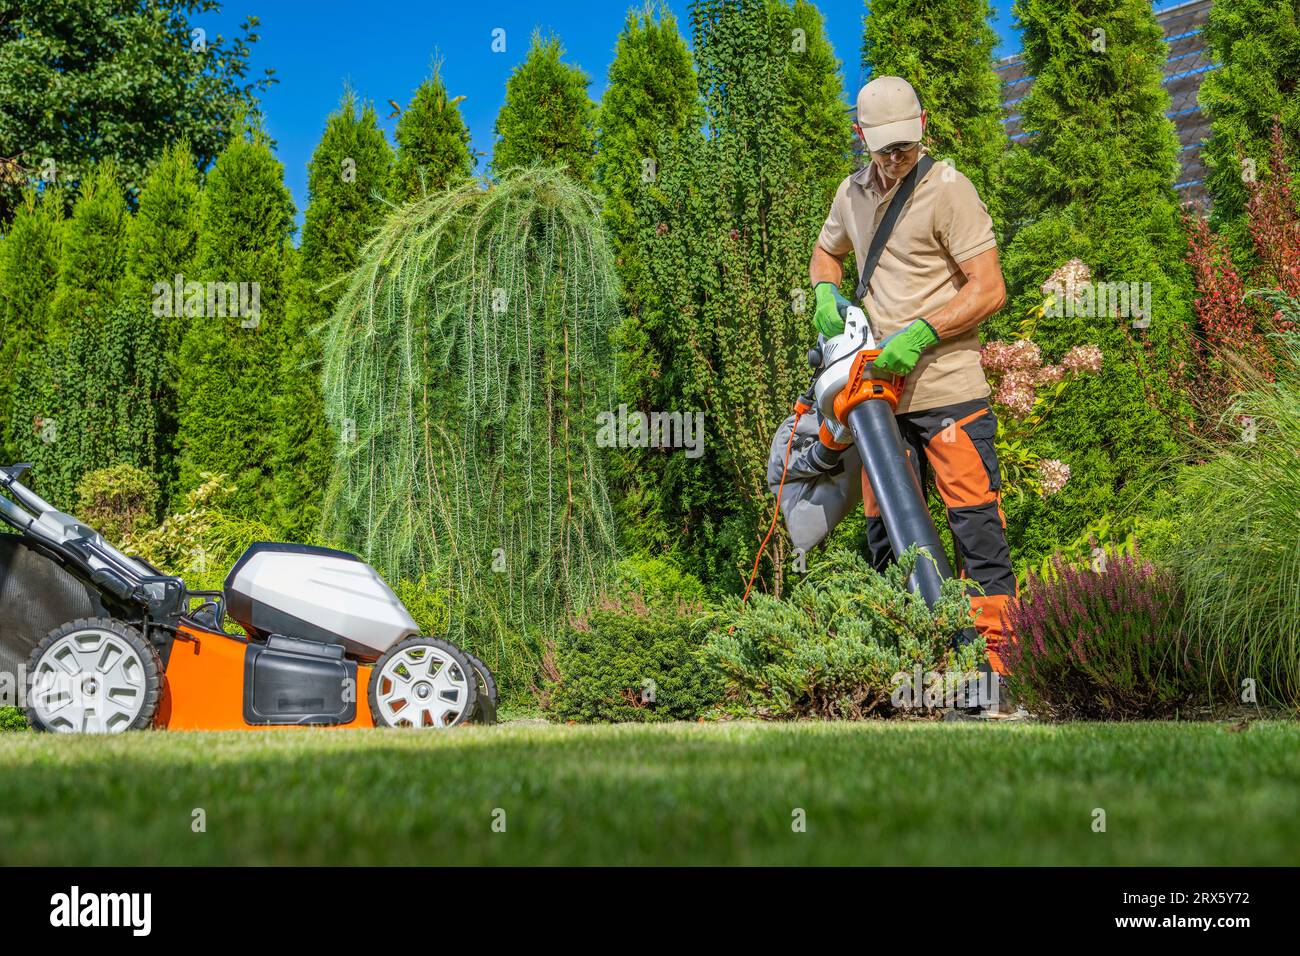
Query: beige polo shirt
[{"left": 817, "top": 148, "right": 997, "bottom": 413}]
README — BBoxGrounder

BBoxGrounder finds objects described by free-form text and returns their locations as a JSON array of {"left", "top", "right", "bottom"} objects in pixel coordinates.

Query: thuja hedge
[
  {"left": 10, "top": 296, "right": 168, "bottom": 508},
  {"left": 995, "top": 0, "right": 1196, "bottom": 568}
]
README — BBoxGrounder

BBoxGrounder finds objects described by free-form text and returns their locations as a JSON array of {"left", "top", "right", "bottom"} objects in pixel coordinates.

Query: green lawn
[{"left": 0, "top": 720, "right": 1295, "bottom": 865}]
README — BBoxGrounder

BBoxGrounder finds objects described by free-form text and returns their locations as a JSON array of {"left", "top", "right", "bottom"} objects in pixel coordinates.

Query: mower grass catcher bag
[{"left": 0, "top": 533, "right": 109, "bottom": 687}]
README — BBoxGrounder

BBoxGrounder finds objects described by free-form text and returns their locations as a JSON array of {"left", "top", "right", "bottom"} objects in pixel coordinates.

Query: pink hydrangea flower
[
  {"left": 994, "top": 369, "right": 1037, "bottom": 417},
  {"left": 1036, "top": 458, "right": 1071, "bottom": 496},
  {"left": 1012, "top": 339, "right": 1041, "bottom": 369},
  {"left": 1062, "top": 344, "right": 1103, "bottom": 374},
  {"left": 1033, "top": 364, "right": 1065, "bottom": 385},
  {"left": 1040, "top": 258, "right": 1092, "bottom": 306},
  {"left": 979, "top": 341, "right": 1014, "bottom": 373},
  {"left": 981, "top": 338, "right": 1042, "bottom": 374}
]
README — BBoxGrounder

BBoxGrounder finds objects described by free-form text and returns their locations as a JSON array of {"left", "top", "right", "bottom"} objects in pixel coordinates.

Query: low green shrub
[
  {"left": 1003, "top": 549, "right": 1205, "bottom": 720},
  {"left": 0, "top": 707, "right": 29, "bottom": 731},
  {"left": 1167, "top": 327, "right": 1300, "bottom": 709},
  {"left": 608, "top": 553, "right": 707, "bottom": 607},
  {"left": 701, "top": 548, "right": 982, "bottom": 719},
  {"left": 391, "top": 573, "right": 452, "bottom": 639},
  {"left": 124, "top": 473, "right": 276, "bottom": 592},
  {"left": 543, "top": 557, "right": 719, "bottom": 723},
  {"left": 75, "top": 464, "right": 161, "bottom": 544}
]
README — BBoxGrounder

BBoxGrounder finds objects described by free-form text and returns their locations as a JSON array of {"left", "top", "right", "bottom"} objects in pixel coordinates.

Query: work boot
[
  {"left": 939, "top": 661, "right": 993, "bottom": 722},
  {"left": 980, "top": 675, "right": 1030, "bottom": 721}
]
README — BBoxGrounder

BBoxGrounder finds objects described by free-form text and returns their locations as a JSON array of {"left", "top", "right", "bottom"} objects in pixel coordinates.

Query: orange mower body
[{"left": 157, "top": 621, "right": 378, "bottom": 731}]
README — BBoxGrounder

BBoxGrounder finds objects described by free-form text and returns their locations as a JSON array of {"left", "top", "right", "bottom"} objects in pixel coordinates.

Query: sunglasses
[{"left": 870, "top": 140, "right": 920, "bottom": 158}]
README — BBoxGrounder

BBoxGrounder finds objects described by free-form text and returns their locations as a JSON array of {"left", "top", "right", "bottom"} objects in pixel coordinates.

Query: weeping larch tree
[{"left": 319, "top": 167, "right": 619, "bottom": 692}]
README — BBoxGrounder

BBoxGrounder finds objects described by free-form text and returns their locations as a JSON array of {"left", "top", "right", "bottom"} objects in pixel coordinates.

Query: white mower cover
[{"left": 225, "top": 544, "right": 418, "bottom": 657}]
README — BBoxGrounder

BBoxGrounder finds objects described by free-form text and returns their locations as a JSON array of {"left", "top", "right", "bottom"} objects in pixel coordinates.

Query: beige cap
[{"left": 855, "top": 76, "right": 923, "bottom": 151}]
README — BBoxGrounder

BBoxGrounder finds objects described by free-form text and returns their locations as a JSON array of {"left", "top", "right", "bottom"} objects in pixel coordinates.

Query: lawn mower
[{"left": 0, "top": 462, "right": 497, "bottom": 733}]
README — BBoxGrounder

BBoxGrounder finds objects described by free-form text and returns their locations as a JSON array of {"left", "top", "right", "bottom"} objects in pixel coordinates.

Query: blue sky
[{"left": 204, "top": 0, "right": 1025, "bottom": 231}]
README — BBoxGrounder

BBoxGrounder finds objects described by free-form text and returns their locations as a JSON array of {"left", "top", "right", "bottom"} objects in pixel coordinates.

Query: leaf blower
[{"left": 763, "top": 301, "right": 977, "bottom": 647}]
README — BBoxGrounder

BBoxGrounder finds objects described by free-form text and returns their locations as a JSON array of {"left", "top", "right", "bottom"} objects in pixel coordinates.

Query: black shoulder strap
[{"left": 855, "top": 153, "right": 935, "bottom": 301}]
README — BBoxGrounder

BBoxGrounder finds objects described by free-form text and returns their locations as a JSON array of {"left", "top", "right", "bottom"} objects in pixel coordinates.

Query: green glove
[
  {"left": 813, "top": 282, "right": 850, "bottom": 337},
  {"left": 874, "top": 319, "right": 940, "bottom": 376}
]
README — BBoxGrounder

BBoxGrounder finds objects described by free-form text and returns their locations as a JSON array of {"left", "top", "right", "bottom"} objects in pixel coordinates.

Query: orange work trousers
[{"left": 860, "top": 397, "right": 1016, "bottom": 673}]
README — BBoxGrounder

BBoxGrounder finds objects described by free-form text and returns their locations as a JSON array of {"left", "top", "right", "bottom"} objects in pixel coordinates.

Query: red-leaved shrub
[
  {"left": 1182, "top": 120, "right": 1300, "bottom": 431},
  {"left": 1245, "top": 121, "right": 1300, "bottom": 326},
  {"left": 1185, "top": 215, "right": 1273, "bottom": 375}
]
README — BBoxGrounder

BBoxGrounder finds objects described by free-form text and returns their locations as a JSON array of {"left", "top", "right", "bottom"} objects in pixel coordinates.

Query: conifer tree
[
  {"left": 126, "top": 140, "right": 203, "bottom": 359},
  {"left": 320, "top": 168, "right": 619, "bottom": 692},
  {"left": 0, "top": 188, "right": 64, "bottom": 461},
  {"left": 10, "top": 296, "right": 167, "bottom": 506},
  {"left": 393, "top": 64, "right": 474, "bottom": 202},
  {"left": 48, "top": 161, "right": 130, "bottom": 336},
  {"left": 640, "top": 0, "right": 853, "bottom": 589},
  {"left": 119, "top": 142, "right": 203, "bottom": 501},
  {"left": 174, "top": 119, "right": 296, "bottom": 517},
  {"left": 272, "top": 92, "right": 394, "bottom": 541},
  {"left": 1199, "top": 0, "right": 1300, "bottom": 254},
  {"left": 597, "top": 6, "right": 698, "bottom": 276},
  {"left": 10, "top": 162, "right": 143, "bottom": 503},
  {"left": 595, "top": 5, "right": 700, "bottom": 554},
  {"left": 995, "top": 0, "right": 1195, "bottom": 563},
  {"left": 492, "top": 33, "right": 597, "bottom": 184},
  {"left": 861, "top": 0, "right": 1006, "bottom": 228}
]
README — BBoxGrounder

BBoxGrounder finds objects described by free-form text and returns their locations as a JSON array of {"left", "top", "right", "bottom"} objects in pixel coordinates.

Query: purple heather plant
[{"left": 1002, "top": 550, "right": 1205, "bottom": 719}]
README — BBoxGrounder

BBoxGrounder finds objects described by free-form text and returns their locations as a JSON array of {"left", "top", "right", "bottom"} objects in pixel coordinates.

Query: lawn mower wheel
[
  {"left": 368, "top": 636, "right": 478, "bottom": 729},
  {"left": 462, "top": 650, "right": 498, "bottom": 725},
  {"left": 25, "top": 617, "right": 163, "bottom": 734}
]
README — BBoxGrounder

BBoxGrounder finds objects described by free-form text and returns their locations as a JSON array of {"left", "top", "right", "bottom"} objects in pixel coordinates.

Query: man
[{"left": 808, "top": 75, "right": 1016, "bottom": 685}]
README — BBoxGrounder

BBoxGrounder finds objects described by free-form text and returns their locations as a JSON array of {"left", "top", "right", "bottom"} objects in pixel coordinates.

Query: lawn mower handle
[
  {"left": 1, "top": 461, "right": 194, "bottom": 625},
  {"left": 0, "top": 462, "right": 54, "bottom": 518}
]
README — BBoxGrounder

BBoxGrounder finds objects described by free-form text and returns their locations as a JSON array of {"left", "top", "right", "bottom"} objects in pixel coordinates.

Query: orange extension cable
[{"left": 738, "top": 401, "right": 809, "bottom": 609}]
